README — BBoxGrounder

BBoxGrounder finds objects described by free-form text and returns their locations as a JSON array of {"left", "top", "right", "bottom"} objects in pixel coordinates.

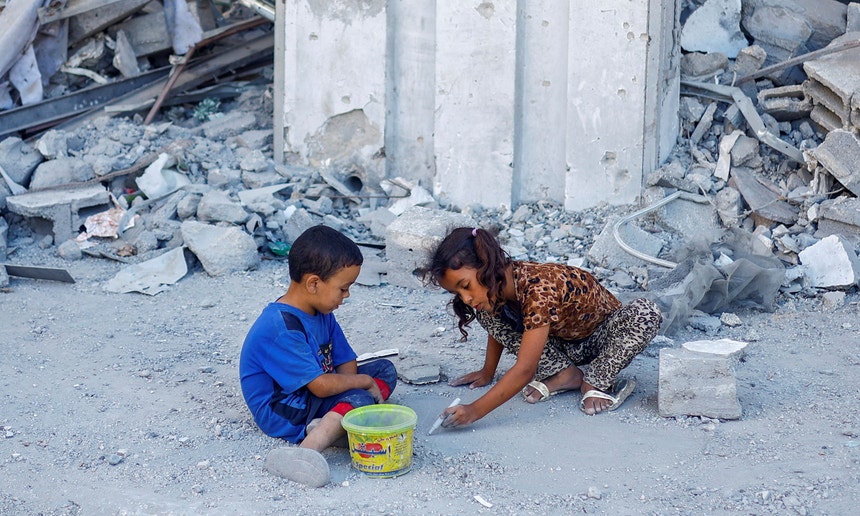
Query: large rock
[{"left": 180, "top": 221, "right": 259, "bottom": 276}]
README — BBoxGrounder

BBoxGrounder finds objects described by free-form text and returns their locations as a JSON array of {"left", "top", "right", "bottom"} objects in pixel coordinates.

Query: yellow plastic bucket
[{"left": 340, "top": 404, "right": 417, "bottom": 478}]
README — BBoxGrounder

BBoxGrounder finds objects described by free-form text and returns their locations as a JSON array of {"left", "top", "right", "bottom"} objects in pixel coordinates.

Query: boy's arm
[
  {"left": 335, "top": 360, "right": 357, "bottom": 375},
  {"left": 305, "top": 371, "right": 375, "bottom": 398}
]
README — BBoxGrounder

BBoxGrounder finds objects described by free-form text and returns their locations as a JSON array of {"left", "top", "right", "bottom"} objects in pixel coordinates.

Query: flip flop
[
  {"left": 579, "top": 378, "right": 636, "bottom": 415},
  {"left": 522, "top": 380, "right": 572, "bottom": 403}
]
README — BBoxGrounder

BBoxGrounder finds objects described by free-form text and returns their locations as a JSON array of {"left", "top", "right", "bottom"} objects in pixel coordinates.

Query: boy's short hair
[{"left": 288, "top": 225, "right": 363, "bottom": 282}]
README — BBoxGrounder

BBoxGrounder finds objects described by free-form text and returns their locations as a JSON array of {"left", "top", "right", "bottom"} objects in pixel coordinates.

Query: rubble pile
[{"left": 0, "top": 0, "right": 858, "bottom": 333}]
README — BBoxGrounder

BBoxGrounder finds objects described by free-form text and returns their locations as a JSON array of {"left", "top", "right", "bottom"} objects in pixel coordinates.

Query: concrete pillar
[
  {"left": 512, "top": 0, "right": 569, "bottom": 206},
  {"left": 433, "top": 1, "right": 516, "bottom": 208},
  {"left": 385, "top": 0, "right": 436, "bottom": 189},
  {"left": 565, "top": 0, "right": 679, "bottom": 211}
]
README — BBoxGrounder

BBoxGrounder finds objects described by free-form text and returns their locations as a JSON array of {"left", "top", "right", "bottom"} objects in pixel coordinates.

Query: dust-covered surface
[{"left": 2, "top": 244, "right": 859, "bottom": 516}]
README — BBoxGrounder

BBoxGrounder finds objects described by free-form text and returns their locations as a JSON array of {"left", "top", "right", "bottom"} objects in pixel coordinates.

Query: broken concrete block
[
  {"left": 384, "top": 206, "right": 475, "bottom": 289},
  {"left": 803, "top": 32, "right": 860, "bottom": 129},
  {"left": 658, "top": 347, "right": 742, "bottom": 420},
  {"left": 180, "top": 220, "right": 259, "bottom": 276},
  {"left": 587, "top": 214, "right": 665, "bottom": 269},
  {"left": 809, "top": 129, "right": 860, "bottom": 197},
  {"left": 816, "top": 197, "right": 860, "bottom": 242},
  {"left": 798, "top": 234, "right": 860, "bottom": 288},
  {"left": 681, "top": 0, "right": 748, "bottom": 58},
  {"left": 729, "top": 166, "right": 799, "bottom": 225},
  {"left": 744, "top": 4, "right": 812, "bottom": 83},
  {"left": 657, "top": 197, "right": 723, "bottom": 248},
  {"left": 757, "top": 85, "right": 812, "bottom": 121},
  {"left": 113, "top": 11, "right": 172, "bottom": 57},
  {"left": 5, "top": 185, "right": 110, "bottom": 244}
]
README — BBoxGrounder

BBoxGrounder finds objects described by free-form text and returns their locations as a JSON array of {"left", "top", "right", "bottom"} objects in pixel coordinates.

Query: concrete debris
[
  {"left": 1, "top": 0, "right": 859, "bottom": 336},
  {"left": 658, "top": 346, "right": 743, "bottom": 420}
]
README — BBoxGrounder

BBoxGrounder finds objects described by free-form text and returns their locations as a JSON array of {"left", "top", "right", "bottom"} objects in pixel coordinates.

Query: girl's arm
[
  {"left": 449, "top": 334, "right": 503, "bottom": 388},
  {"left": 445, "top": 325, "right": 549, "bottom": 427}
]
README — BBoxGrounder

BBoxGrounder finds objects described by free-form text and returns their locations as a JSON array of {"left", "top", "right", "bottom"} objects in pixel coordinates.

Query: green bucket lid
[{"left": 341, "top": 404, "right": 417, "bottom": 435}]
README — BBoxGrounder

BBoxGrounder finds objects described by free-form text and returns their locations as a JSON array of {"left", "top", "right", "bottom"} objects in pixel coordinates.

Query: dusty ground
[{"left": 2, "top": 238, "right": 860, "bottom": 516}]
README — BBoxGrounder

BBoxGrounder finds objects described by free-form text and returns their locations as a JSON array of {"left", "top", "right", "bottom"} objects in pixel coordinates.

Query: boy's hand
[
  {"left": 366, "top": 379, "right": 384, "bottom": 403},
  {"left": 449, "top": 370, "right": 493, "bottom": 389}
]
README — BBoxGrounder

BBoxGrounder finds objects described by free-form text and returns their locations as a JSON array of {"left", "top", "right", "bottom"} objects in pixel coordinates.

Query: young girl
[{"left": 420, "top": 227, "right": 662, "bottom": 428}]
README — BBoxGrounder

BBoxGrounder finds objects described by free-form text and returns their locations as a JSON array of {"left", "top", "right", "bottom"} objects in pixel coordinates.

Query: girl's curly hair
[{"left": 417, "top": 227, "right": 511, "bottom": 339}]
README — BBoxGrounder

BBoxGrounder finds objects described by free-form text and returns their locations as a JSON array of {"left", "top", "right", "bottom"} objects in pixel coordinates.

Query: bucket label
[{"left": 347, "top": 431, "right": 413, "bottom": 478}]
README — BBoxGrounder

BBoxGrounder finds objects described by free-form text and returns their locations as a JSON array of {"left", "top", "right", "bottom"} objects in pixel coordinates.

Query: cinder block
[
  {"left": 5, "top": 185, "right": 110, "bottom": 243},
  {"left": 809, "top": 129, "right": 860, "bottom": 197},
  {"left": 658, "top": 347, "right": 742, "bottom": 420},
  {"left": 756, "top": 84, "right": 812, "bottom": 121},
  {"left": 384, "top": 206, "right": 474, "bottom": 289}
]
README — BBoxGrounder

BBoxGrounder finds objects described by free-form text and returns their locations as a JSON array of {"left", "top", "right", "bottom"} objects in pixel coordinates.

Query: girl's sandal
[{"left": 579, "top": 378, "right": 636, "bottom": 415}]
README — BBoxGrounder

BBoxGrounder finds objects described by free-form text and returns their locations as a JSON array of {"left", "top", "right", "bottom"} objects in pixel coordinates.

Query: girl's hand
[
  {"left": 441, "top": 403, "right": 479, "bottom": 429},
  {"left": 449, "top": 370, "right": 493, "bottom": 389}
]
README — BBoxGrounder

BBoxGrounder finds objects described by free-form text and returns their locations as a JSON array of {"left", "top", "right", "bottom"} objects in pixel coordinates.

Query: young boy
[{"left": 240, "top": 225, "right": 397, "bottom": 487}]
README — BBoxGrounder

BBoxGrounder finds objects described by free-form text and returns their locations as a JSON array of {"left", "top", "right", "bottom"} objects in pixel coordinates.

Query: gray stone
[
  {"left": 232, "top": 129, "right": 273, "bottom": 149},
  {"left": 284, "top": 208, "right": 317, "bottom": 244},
  {"left": 57, "top": 239, "right": 83, "bottom": 260},
  {"left": 658, "top": 348, "right": 742, "bottom": 420},
  {"left": 180, "top": 221, "right": 259, "bottom": 276},
  {"left": 36, "top": 130, "right": 68, "bottom": 159},
  {"left": 821, "top": 291, "right": 846, "bottom": 310},
  {"left": 680, "top": 52, "right": 729, "bottom": 79},
  {"left": 30, "top": 157, "right": 94, "bottom": 190},
  {"left": 177, "top": 193, "right": 202, "bottom": 220},
  {"left": 239, "top": 149, "right": 269, "bottom": 172},
  {"left": 197, "top": 190, "right": 249, "bottom": 225},
  {"left": 0, "top": 136, "right": 43, "bottom": 185},
  {"left": 398, "top": 363, "right": 441, "bottom": 385},
  {"left": 201, "top": 111, "right": 258, "bottom": 140}
]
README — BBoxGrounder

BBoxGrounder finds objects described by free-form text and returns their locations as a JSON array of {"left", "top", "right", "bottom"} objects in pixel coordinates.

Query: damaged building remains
[{"left": 1, "top": 0, "right": 860, "bottom": 336}]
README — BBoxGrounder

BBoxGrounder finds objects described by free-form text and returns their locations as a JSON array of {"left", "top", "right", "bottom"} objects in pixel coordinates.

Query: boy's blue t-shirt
[{"left": 239, "top": 302, "right": 357, "bottom": 441}]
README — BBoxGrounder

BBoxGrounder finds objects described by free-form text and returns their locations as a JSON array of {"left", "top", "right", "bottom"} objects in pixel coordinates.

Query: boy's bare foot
[
  {"left": 522, "top": 366, "right": 584, "bottom": 403},
  {"left": 303, "top": 412, "right": 348, "bottom": 450}
]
